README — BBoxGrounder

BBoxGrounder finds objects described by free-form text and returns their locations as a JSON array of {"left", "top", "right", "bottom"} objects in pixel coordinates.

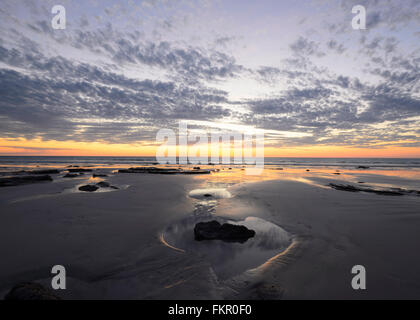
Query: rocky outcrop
[
  {"left": 194, "top": 220, "right": 256, "bottom": 243},
  {"left": 93, "top": 173, "right": 108, "bottom": 177},
  {"left": 63, "top": 173, "right": 79, "bottom": 178},
  {"left": 30, "top": 169, "right": 60, "bottom": 174},
  {"left": 0, "top": 175, "right": 53, "bottom": 187},
  {"left": 329, "top": 183, "right": 404, "bottom": 196},
  {"left": 68, "top": 168, "right": 93, "bottom": 173}
]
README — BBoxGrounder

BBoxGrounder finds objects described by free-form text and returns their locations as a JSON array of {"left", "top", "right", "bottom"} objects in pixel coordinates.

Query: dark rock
[
  {"left": 0, "top": 170, "right": 26, "bottom": 176},
  {"left": 181, "top": 170, "right": 211, "bottom": 175},
  {"left": 79, "top": 184, "right": 99, "bottom": 192},
  {"left": 68, "top": 168, "right": 93, "bottom": 173},
  {"left": 357, "top": 166, "right": 370, "bottom": 169},
  {"left": 193, "top": 167, "right": 201, "bottom": 170},
  {"left": 30, "top": 169, "right": 60, "bottom": 174},
  {"left": 329, "top": 183, "right": 359, "bottom": 192},
  {"left": 63, "top": 173, "right": 79, "bottom": 178},
  {"left": 4, "top": 282, "right": 60, "bottom": 300},
  {"left": 0, "top": 175, "right": 53, "bottom": 187},
  {"left": 110, "top": 186, "right": 119, "bottom": 190},
  {"left": 93, "top": 173, "right": 108, "bottom": 177},
  {"left": 329, "top": 183, "right": 404, "bottom": 196},
  {"left": 120, "top": 167, "right": 180, "bottom": 174},
  {"left": 364, "top": 189, "right": 404, "bottom": 196},
  {"left": 333, "top": 172, "right": 341, "bottom": 175},
  {"left": 194, "top": 220, "right": 256, "bottom": 243},
  {"left": 96, "top": 181, "right": 110, "bottom": 188},
  {"left": 306, "top": 169, "right": 310, "bottom": 172}
]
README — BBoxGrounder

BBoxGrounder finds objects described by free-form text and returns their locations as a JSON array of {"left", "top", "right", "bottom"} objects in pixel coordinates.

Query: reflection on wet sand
[
  {"left": 159, "top": 164, "right": 419, "bottom": 280},
  {"left": 193, "top": 166, "right": 420, "bottom": 191}
]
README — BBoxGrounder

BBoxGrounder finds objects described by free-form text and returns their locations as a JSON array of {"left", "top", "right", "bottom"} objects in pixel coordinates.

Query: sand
[
  {"left": 220, "top": 179, "right": 420, "bottom": 299},
  {"left": 0, "top": 169, "right": 419, "bottom": 299}
]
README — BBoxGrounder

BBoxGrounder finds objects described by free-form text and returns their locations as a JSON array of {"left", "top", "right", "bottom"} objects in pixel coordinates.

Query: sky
[{"left": 0, "top": 0, "right": 419, "bottom": 157}]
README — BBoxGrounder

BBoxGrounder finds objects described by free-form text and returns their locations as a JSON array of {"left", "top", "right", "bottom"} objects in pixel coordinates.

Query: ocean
[{"left": 0, "top": 156, "right": 419, "bottom": 169}]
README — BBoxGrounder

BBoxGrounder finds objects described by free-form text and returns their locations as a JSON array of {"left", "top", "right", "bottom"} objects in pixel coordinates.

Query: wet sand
[{"left": 0, "top": 166, "right": 419, "bottom": 299}]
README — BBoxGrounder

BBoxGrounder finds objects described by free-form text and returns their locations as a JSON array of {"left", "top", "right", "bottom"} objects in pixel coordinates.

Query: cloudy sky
[{"left": 0, "top": 0, "right": 419, "bottom": 156}]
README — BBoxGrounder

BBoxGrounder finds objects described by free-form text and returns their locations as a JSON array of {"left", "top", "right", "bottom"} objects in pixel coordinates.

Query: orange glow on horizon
[{"left": 0, "top": 138, "right": 419, "bottom": 158}]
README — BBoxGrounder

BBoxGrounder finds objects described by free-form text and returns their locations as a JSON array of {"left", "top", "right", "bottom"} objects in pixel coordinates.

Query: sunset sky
[{"left": 0, "top": 0, "right": 419, "bottom": 157}]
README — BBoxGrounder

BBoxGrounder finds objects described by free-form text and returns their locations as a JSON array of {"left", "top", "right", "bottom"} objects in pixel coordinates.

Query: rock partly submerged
[
  {"left": 328, "top": 183, "right": 418, "bottom": 196},
  {"left": 4, "top": 282, "right": 60, "bottom": 300},
  {"left": 63, "top": 173, "right": 80, "bottom": 178},
  {"left": 79, "top": 184, "right": 99, "bottom": 192},
  {"left": 189, "top": 188, "right": 231, "bottom": 199},
  {"left": 29, "top": 169, "right": 60, "bottom": 174},
  {"left": 79, "top": 181, "right": 119, "bottom": 192},
  {"left": 68, "top": 168, "right": 93, "bottom": 173},
  {"left": 0, "top": 169, "right": 59, "bottom": 176},
  {"left": 194, "top": 220, "right": 256, "bottom": 243},
  {"left": 0, "top": 175, "right": 53, "bottom": 187},
  {"left": 96, "top": 181, "right": 118, "bottom": 189},
  {"left": 96, "top": 181, "right": 110, "bottom": 188},
  {"left": 93, "top": 173, "right": 108, "bottom": 177}
]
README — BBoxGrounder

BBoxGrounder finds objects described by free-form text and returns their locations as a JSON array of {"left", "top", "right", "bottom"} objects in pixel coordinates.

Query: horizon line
[{"left": 0, "top": 155, "right": 419, "bottom": 159}]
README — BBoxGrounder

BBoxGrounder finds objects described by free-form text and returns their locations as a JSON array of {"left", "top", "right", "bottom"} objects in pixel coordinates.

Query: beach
[{"left": 0, "top": 158, "right": 419, "bottom": 299}]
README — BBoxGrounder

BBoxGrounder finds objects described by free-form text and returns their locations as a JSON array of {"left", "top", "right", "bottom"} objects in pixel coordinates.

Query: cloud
[
  {"left": 326, "top": 40, "right": 346, "bottom": 54},
  {"left": 290, "top": 37, "right": 325, "bottom": 57},
  {"left": 0, "top": 50, "right": 232, "bottom": 143},
  {"left": 0, "top": 0, "right": 418, "bottom": 150}
]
